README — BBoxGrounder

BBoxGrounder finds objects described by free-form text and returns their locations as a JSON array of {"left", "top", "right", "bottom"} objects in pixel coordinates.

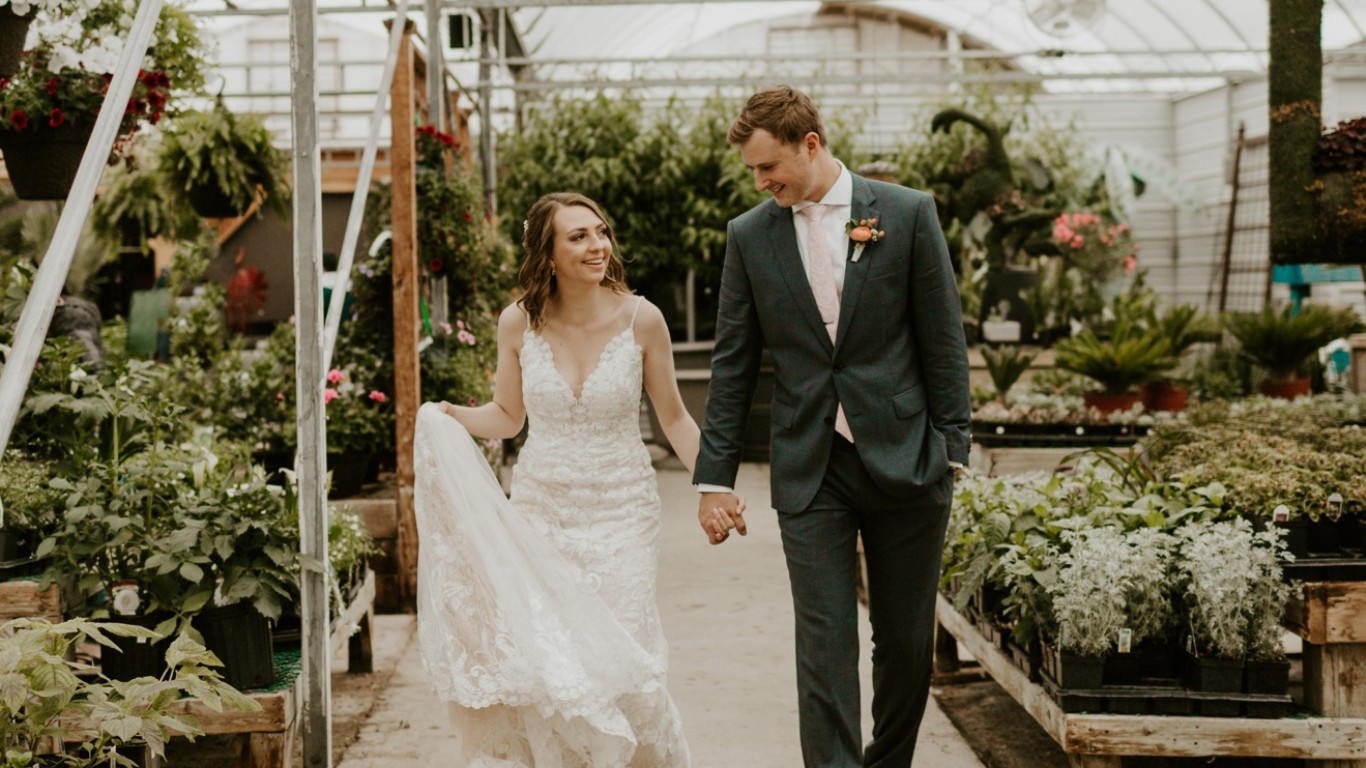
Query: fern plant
[
  {"left": 91, "top": 157, "right": 201, "bottom": 249},
  {"left": 1226, "top": 303, "right": 1364, "bottom": 382},
  {"left": 981, "top": 344, "right": 1037, "bottom": 404},
  {"left": 157, "top": 100, "right": 290, "bottom": 219}
]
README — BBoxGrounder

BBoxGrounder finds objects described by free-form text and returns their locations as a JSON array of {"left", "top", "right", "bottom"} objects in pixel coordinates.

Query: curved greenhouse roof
[{"left": 497, "top": 0, "right": 1366, "bottom": 93}]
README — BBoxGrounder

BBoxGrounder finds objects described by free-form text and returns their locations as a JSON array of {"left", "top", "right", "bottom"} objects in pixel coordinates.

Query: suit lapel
[
  {"left": 834, "top": 176, "right": 878, "bottom": 351},
  {"left": 769, "top": 205, "right": 833, "bottom": 353}
]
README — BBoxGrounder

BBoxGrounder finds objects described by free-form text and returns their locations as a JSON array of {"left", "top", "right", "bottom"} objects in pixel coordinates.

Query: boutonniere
[{"left": 845, "top": 218, "right": 885, "bottom": 262}]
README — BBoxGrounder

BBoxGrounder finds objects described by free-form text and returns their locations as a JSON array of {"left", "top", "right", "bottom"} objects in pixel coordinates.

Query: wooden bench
[{"left": 936, "top": 592, "right": 1366, "bottom": 767}]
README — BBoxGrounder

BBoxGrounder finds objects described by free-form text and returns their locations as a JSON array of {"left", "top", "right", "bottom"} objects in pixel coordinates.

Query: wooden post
[
  {"left": 1306, "top": 644, "right": 1366, "bottom": 768},
  {"left": 390, "top": 21, "right": 421, "bottom": 611}
]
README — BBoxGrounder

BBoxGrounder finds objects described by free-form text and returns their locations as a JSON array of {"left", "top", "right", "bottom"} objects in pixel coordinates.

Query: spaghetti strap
[{"left": 630, "top": 295, "right": 645, "bottom": 329}]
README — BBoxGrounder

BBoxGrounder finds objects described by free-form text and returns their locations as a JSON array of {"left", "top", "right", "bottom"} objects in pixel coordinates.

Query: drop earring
[{"left": 551, "top": 266, "right": 556, "bottom": 277}]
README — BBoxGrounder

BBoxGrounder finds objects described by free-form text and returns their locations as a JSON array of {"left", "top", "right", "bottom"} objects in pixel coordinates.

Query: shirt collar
[{"left": 792, "top": 162, "right": 852, "bottom": 214}]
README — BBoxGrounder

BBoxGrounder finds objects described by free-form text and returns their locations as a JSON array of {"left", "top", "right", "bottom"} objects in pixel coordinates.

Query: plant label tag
[
  {"left": 1118, "top": 628, "right": 1132, "bottom": 654},
  {"left": 1273, "top": 504, "right": 1290, "bottom": 523}
]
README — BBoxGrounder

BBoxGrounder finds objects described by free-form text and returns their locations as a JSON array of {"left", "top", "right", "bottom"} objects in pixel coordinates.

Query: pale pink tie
[{"left": 799, "top": 204, "right": 852, "bottom": 443}]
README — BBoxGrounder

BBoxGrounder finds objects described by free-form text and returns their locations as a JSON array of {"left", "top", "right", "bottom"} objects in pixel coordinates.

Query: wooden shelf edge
[{"left": 936, "top": 594, "right": 1366, "bottom": 760}]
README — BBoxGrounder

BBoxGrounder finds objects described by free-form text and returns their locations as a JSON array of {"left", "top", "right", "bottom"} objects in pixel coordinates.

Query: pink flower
[
  {"left": 1070, "top": 235, "right": 1085, "bottom": 249},
  {"left": 849, "top": 226, "right": 873, "bottom": 243},
  {"left": 467, "top": 396, "right": 478, "bottom": 406},
  {"left": 439, "top": 321, "right": 453, "bottom": 335},
  {"left": 324, "top": 388, "right": 339, "bottom": 404},
  {"left": 456, "top": 319, "right": 467, "bottom": 330},
  {"left": 1121, "top": 255, "right": 1138, "bottom": 274},
  {"left": 327, "top": 369, "right": 345, "bottom": 384},
  {"left": 368, "top": 390, "right": 388, "bottom": 403},
  {"left": 457, "top": 330, "right": 477, "bottom": 346},
  {"left": 276, "top": 392, "right": 284, "bottom": 401}
]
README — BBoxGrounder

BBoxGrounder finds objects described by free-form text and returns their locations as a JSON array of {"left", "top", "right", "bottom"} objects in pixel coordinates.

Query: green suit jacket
[{"left": 694, "top": 174, "right": 971, "bottom": 511}]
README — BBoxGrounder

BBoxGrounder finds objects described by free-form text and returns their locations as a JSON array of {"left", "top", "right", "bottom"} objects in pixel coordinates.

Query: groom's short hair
[{"left": 728, "top": 85, "right": 827, "bottom": 148}]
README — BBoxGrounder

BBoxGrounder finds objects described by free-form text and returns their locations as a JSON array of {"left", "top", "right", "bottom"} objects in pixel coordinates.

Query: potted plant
[
  {"left": 1242, "top": 526, "right": 1293, "bottom": 696},
  {"left": 0, "top": 0, "right": 53, "bottom": 77},
  {"left": 90, "top": 149, "right": 201, "bottom": 250},
  {"left": 1138, "top": 304, "right": 1220, "bottom": 412},
  {"left": 0, "top": 448, "right": 62, "bottom": 571},
  {"left": 1174, "top": 519, "right": 1268, "bottom": 693},
  {"left": 0, "top": 617, "right": 259, "bottom": 767},
  {"left": 1226, "top": 303, "right": 1364, "bottom": 398},
  {"left": 1054, "top": 322, "right": 1175, "bottom": 415},
  {"left": 0, "top": 0, "right": 206, "bottom": 199},
  {"left": 157, "top": 98, "right": 290, "bottom": 219},
  {"left": 1043, "top": 527, "right": 1129, "bottom": 690},
  {"left": 981, "top": 344, "right": 1037, "bottom": 406}
]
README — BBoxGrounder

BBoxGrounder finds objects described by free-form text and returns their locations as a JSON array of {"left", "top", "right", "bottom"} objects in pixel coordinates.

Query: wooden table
[
  {"left": 936, "top": 593, "right": 1366, "bottom": 767},
  {"left": 1285, "top": 581, "right": 1366, "bottom": 768}
]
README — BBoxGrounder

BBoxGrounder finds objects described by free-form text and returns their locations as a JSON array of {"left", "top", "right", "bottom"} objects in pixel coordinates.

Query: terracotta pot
[
  {"left": 1139, "top": 381, "right": 1189, "bottom": 413},
  {"left": 0, "top": 124, "right": 94, "bottom": 200},
  {"left": 1082, "top": 391, "right": 1142, "bottom": 416},
  {"left": 0, "top": 6, "right": 34, "bottom": 78},
  {"left": 1259, "top": 376, "right": 1311, "bottom": 399}
]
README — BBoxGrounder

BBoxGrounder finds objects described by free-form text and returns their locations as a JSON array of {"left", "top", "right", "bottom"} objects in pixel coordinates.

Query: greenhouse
[{"left": 0, "top": 0, "right": 1365, "bottom": 766}]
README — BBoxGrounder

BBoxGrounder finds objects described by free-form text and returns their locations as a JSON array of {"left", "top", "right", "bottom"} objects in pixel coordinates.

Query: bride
[{"left": 414, "top": 192, "right": 743, "bottom": 767}]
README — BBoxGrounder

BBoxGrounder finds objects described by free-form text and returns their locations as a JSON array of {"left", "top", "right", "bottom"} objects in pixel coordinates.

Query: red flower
[
  {"left": 47, "top": 108, "right": 63, "bottom": 127},
  {"left": 10, "top": 110, "right": 27, "bottom": 129},
  {"left": 46, "top": 77, "right": 57, "bottom": 96},
  {"left": 418, "top": 124, "right": 436, "bottom": 136},
  {"left": 439, "top": 133, "right": 454, "bottom": 147},
  {"left": 142, "top": 72, "right": 159, "bottom": 88},
  {"left": 462, "top": 211, "right": 473, "bottom": 222},
  {"left": 156, "top": 72, "right": 170, "bottom": 88},
  {"left": 146, "top": 91, "right": 165, "bottom": 109},
  {"left": 0, "top": 77, "right": 9, "bottom": 90},
  {"left": 428, "top": 258, "right": 445, "bottom": 273}
]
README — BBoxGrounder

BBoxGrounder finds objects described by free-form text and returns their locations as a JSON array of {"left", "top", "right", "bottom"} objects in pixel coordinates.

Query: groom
[{"left": 694, "top": 86, "right": 970, "bottom": 767}]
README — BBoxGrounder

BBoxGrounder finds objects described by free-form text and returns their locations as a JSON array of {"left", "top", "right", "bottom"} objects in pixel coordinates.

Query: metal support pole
[
  {"left": 0, "top": 0, "right": 163, "bottom": 457},
  {"left": 477, "top": 14, "right": 497, "bottom": 215},
  {"left": 289, "top": 0, "right": 332, "bottom": 761},
  {"left": 323, "top": 2, "right": 413, "bottom": 373}
]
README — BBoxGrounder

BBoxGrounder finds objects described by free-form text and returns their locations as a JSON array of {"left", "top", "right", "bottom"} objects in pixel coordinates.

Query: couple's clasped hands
[{"left": 698, "top": 492, "right": 747, "bottom": 546}]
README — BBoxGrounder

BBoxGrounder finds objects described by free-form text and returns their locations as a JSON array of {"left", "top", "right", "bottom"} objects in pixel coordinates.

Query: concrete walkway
[{"left": 335, "top": 461, "right": 983, "bottom": 768}]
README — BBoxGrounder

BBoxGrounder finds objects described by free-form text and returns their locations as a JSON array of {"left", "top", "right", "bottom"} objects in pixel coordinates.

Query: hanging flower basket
[
  {"left": 0, "top": 5, "right": 34, "bottom": 78},
  {"left": 185, "top": 182, "right": 247, "bottom": 218},
  {"left": 0, "top": 122, "right": 94, "bottom": 200}
]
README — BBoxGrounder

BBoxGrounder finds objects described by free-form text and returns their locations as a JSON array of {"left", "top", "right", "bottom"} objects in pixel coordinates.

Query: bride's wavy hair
[{"left": 518, "top": 192, "right": 630, "bottom": 332}]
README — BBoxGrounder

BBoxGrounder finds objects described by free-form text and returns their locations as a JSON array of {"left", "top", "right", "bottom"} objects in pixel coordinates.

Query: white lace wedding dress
[{"left": 414, "top": 298, "right": 689, "bottom": 767}]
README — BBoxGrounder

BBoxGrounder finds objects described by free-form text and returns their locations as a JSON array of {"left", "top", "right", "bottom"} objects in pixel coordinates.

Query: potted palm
[
  {"left": 1054, "top": 322, "right": 1175, "bottom": 415},
  {"left": 156, "top": 99, "right": 290, "bottom": 219},
  {"left": 1138, "top": 304, "right": 1221, "bottom": 412},
  {"left": 1226, "top": 303, "right": 1364, "bottom": 398},
  {"left": 981, "top": 344, "right": 1037, "bottom": 406}
]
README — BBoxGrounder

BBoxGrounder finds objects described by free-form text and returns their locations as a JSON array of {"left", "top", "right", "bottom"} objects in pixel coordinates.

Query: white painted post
[
  {"left": 289, "top": 0, "right": 332, "bottom": 762},
  {"left": 321, "top": 1, "right": 413, "bottom": 374}
]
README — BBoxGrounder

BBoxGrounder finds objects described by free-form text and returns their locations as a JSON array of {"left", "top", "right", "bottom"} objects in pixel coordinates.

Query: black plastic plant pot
[
  {"left": 1307, "top": 517, "right": 1343, "bottom": 556},
  {"left": 1276, "top": 518, "right": 1308, "bottom": 558},
  {"left": 1244, "top": 659, "right": 1291, "bottom": 696},
  {"left": 101, "top": 613, "right": 174, "bottom": 682},
  {"left": 327, "top": 451, "right": 372, "bottom": 498},
  {"left": 1181, "top": 653, "right": 1245, "bottom": 693},
  {"left": 1048, "top": 644, "right": 1106, "bottom": 690},
  {"left": 196, "top": 601, "right": 276, "bottom": 690}
]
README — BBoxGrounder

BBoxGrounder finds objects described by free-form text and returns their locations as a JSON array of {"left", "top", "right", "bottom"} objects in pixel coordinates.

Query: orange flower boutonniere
[{"left": 845, "top": 217, "right": 886, "bottom": 262}]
